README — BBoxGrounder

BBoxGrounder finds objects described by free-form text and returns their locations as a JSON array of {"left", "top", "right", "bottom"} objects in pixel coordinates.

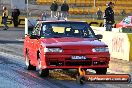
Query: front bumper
[{"left": 41, "top": 54, "right": 110, "bottom": 69}]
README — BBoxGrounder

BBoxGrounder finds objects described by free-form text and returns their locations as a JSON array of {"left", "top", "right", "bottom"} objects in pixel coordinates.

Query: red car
[
  {"left": 24, "top": 20, "right": 110, "bottom": 77},
  {"left": 116, "top": 16, "right": 132, "bottom": 28}
]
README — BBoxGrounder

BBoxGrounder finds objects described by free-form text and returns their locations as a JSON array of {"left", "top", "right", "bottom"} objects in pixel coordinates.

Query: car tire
[
  {"left": 76, "top": 76, "right": 86, "bottom": 84},
  {"left": 25, "top": 53, "right": 36, "bottom": 70},
  {"left": 95, "top": 68, "right": 107, "bottom": 74},
  {"left": 38, "top": 54, "right": 49, "bottom": 77}
]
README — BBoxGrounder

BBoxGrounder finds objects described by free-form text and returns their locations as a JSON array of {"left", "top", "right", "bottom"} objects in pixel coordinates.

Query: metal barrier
[{"left": 93, "top": 27, "right": 132, "bottom": 61}]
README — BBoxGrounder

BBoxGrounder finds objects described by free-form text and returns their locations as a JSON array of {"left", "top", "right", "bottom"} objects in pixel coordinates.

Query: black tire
[
  {"left": 38, "top": 54, "right": 49, "bottom": 77},
  {"left": 95, "top": 68, "right": 107, "bottom": 74},
  {"left": 25, "top": 52, "right": 36, "bottom": 70},
  {"left": 39, "top": 69, "right": 49, "bottom": 77},
  {"left": 76, "top": 76, "right": 86, "bottom": 85}
]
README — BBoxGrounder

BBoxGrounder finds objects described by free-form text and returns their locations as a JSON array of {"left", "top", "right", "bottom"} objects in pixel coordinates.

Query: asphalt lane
[
  {"left": 0, "top": 27, "right": 24, "bottom": 40},
  {"left": 0, "top": 27, "right": 132, "bottom": 88},
  {"left": 0, "top": 52, "right": 67, "bottom": 88}
]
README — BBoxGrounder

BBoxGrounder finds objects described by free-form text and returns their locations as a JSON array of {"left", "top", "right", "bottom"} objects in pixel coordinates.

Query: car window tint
[
  {"left": 123, "top": 17, "right": 131, "bottom": 24},
  {"left": 32, "top": 23, "right": 41, "bottom": 36},
  {"left": 122, "top": 17, "right": 126, "bottom": 23},
  {"left": 41, "top": 22, "right": 96, "bottom": 38}
]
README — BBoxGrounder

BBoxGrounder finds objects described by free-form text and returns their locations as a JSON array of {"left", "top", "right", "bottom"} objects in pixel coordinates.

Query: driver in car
[{"left": 41, "top": 24, "right": 54, "bottom": 37}]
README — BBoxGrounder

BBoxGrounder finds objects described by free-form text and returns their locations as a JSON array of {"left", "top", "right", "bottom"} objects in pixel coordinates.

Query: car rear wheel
[
  {"left": 95, "top": 68, "right": 107, "bottom": 74},
  {"left": 38, "top": 54, "right": 49, "bottom": 77},
  {"left": 25, "top": 52, "right": 36, "bottom": 70}
]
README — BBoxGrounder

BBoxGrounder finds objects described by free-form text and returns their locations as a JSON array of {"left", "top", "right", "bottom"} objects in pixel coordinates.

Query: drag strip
[
  {"left": 0, "top": 52, "right": 70, "bottom": 88},
  {"left": 0, "top": 43, "right": 132, "bottom": 88},
  {"left": 0, "top": 51, "right": 94, "bottom": 88}
]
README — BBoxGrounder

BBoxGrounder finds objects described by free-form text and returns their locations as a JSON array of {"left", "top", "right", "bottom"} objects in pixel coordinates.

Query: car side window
[
  {"left": 122, "top": 17, "right": 126, "bottom": 23},
  {"left": 32, "top": 23, "right": 41, "bottom": 36},
  {"left": 123, "top": 17, "right": 131, "bottom": 24}
]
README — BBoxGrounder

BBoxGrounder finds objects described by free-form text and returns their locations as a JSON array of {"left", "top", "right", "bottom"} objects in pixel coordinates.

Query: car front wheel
[
  {"left": 38, "top": 54, "right": 49, "bottom": 77},
  {"left": 25, "top": 52, "right": 36, "bottom": 70}
]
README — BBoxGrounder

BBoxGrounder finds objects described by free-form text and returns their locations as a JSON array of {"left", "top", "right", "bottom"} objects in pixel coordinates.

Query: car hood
[{"left": 40, "top": 38, "right": 107, "bottom": 48}]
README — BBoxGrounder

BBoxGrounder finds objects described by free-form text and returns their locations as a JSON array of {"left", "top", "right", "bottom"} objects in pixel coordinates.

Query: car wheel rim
[
  {"left": 38, "top": 59, "right": 41, "bottom": 69},
  {"left": 38, "top": 59, "right": 43, "bottom": 74},
  {"left": 25, "top": 54, "right": 29, "bottom": 67}
]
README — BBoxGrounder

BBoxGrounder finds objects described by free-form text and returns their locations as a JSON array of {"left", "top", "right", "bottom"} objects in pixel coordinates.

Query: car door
[{"left": 28, "top": 23, "right": 41, "bottom": 65}]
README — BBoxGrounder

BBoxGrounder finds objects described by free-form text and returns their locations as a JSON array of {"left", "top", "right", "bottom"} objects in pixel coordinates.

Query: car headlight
[
  {"left": 44, "top": 48, "right": 63, "bottom": 52},
  {"left": 92, "top": 47, "right": 109, "bottom": 52}
]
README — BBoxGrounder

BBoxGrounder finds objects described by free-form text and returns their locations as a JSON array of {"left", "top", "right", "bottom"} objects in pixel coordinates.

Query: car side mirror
[
  {"left": 95, "top": 34, "right": 103, "bottom": 39},
  {"left": 30, "top": 35, "right": 40, "bottom": 39},
  {"left": 25, "top": 34, "right": 30, "bottom": 36}
]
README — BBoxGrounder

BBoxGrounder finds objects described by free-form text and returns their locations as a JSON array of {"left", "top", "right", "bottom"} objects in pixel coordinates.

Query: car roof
[{"left": 38, "top": 20, "right": 86, "bottom": 23}]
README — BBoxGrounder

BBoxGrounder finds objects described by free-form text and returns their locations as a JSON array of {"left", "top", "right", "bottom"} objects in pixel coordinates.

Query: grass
[{"left": 49, "top": 69, "right": 78, "bottom": 81}]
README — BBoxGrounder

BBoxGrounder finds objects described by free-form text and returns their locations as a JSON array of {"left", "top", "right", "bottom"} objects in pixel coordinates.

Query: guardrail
[
  {"left": 1, "top": 16, "right": 118, "bottom": 28},
  {"left": 0, "top": 16, "right": 25, "bottom": 27}
]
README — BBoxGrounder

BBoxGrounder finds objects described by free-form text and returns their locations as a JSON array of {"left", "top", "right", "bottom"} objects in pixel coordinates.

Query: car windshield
[{"left": 40, "top": 22, "right": 96, "bottom": 38}]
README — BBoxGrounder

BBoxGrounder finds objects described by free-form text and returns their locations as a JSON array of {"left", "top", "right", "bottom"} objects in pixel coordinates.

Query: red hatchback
[
  {"left": 116, "top": 16, "right": 132, "bottom": 28},
  {"left": 24, "top": 20, "right": 110, "bottom": 77}
]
